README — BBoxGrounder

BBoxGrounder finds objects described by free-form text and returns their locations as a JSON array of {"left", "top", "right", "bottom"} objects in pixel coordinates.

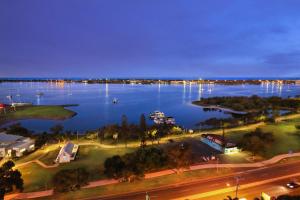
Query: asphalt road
[{"left": 87, "top": 160, "right": 300, "bottom": 200}]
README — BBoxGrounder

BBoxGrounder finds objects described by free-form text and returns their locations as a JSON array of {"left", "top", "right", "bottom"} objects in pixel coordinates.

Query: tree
[
  {"left": 270, "top": 108, "right": 280, "bottom": 123},
  {"left": 6, "top": 123, "right": 31, "bottom": 137},
  {"left": 148, "top": 129, "right": 158, "bottom": 145},
  {"left": 104, "top": 155, "right": 126, "bottom": 179},
  {"left": 50, "top": 124, "right": 64, "bottom": 135},
  {"left": 139, "top": 114, "right": 147, "bottom": 147},
  {"left": 52, "top": 168, "right": 89, "bottom": 193},
  {"left": 121, "top": 115, "right": 129, "bottom": 147},
  {"left": 97, "top": 128, "right": 105, "bottom": 144},
  {"left": 167, "top": 143, "right": 192, "bottom": 171},
  {"left": 104, "top": 147, "right": 168, "bottom": 181},
  {"left": 221, "top": 120, "right": 230, "bottom": 146},
  {"left": 0, "top": 161, "right": 24, "bottom": 199},
  {"left": 240, "top": 128, "right": 274, "bottom": 156}
]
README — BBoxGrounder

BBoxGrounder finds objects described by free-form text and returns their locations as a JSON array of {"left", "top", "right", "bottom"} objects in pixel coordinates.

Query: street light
[
  {"left": 145, "top": 192, "right": 150, "bottom": 200},
  {"left": 216, "top": 157, "right": 219, "bottom": 173}
]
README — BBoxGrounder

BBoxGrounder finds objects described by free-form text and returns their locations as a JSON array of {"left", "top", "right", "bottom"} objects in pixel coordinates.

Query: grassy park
[
  {"left": 225, "top": 117, "right": 300, "bottom": 158},
  {"left": 16, "top": 144, "right": 136, "bottom": 192},
  {"left": 0, "top": 105, "right": 76, "bottom": 125},
  {"left": 8, "top": 113, "right": 300, "bottom": 194}
]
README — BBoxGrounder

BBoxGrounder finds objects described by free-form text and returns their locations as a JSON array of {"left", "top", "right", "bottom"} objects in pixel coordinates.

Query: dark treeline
[
  {"left": 194, "top": 95, "right": 300, "bottom": 112},
  {"left": 104, "top": 142, "right": 191, "bottom": 182}
]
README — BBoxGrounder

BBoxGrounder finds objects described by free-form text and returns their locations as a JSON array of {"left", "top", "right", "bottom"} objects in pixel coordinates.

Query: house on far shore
[
  {"left": 0, "top": 132, "right": 35, "bottom": 158},
  {"left": 201, "top": 133, "right": 239, "bottom": 154},
  {"left": 55, "top": 142, "right": 79, "bottom": 163}
]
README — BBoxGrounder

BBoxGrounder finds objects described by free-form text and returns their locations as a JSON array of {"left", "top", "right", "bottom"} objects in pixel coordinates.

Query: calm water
[{"left": 0, "top": 82, "right": 299, "bottom": 133}]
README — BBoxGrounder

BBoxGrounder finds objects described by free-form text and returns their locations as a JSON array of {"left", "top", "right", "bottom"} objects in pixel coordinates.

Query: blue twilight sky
[{"left": 0, "top": 0, "right": 300, "bottom": 78}]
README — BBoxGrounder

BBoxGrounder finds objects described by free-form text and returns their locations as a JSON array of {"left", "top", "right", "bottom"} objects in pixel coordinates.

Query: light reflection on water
[{"left": 0, "top": 82, "right": 299, "bottom": 133}]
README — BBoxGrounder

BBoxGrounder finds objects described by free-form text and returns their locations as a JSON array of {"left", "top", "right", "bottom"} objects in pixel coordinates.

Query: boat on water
[
  {"left": 149, "top": 111, "right": 165, "bottom": 119},
  {"left": 153, "top": 117, "right": 165, "bottom": 124},
  {"left": 150, "top": 111, "right": 176, "bottom": 125},
  {"left": 165, "top": 117, "right": 175, "bottom": 125},
  {"left": 112, "top": 98, "right": 118, "bottom": 104},
  {"left": 36, "top": 92, "right": 44, "bottom": 97}
]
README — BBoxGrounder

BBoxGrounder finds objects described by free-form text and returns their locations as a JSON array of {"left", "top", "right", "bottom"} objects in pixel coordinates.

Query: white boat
[
  {"left": 112, "top": 98, "right": 118, "bottom": 104},
  {"left": 165, "top": 117, "right": 175, "bottom": 125},
  {"left": 36, "top": 92, "right": 44, "bottom": 97},
  {"left": 154, "top": 117, "right": 165, "bottom": 124},
  {"left": 150, "top": 111, "right": 165, "bottom": 119}
]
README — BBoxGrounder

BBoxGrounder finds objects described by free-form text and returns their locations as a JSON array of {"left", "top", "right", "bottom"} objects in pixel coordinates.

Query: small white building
[
  {"left": 201, "top": 134, "right": 239, "bottom": 154},
  {"left": 55, "top": 142, "right": 79, "bottom": 163},
  {"left": 0, "top": 132, "right": 35, "bottom": 158}
]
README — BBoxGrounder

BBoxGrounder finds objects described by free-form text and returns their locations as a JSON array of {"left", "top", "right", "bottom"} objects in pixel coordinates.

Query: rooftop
[{"left": 0, "top": 132, "right": 24, "bottom": 143}]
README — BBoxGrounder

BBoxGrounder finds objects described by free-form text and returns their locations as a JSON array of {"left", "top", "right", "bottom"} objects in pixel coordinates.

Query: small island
[{"left": 0, "top": 105, "right": 77, "bottom": 125}]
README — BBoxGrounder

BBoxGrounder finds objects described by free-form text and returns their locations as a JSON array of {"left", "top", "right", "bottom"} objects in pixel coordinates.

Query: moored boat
[
  {"left": 165, "top": 117, "right": 175, "bottom": 125},
  {"left": 149, "top": 111, "right": 165, "bottom": 119}
]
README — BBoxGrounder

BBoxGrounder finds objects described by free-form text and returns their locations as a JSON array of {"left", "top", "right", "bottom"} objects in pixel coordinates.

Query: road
[{"left": 87, "top": 160, "right": 300, "bottom": 200}]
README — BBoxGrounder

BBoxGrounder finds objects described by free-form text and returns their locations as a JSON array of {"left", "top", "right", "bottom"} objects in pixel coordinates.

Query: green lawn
[
  {"left": 0, "top": 105, "right": 76, "bottom": 124},
  {"left": 39, "top": 147, "right": 60, "bottom": 165},
  {"left": 226, "top": 117, "right": 300, "bottom": 158},
  {"left": 17, "top": 145, "right": 136, "bottom": 192}
]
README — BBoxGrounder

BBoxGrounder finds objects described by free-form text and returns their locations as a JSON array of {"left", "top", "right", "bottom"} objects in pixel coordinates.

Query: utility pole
[
  {"left": 216, "top": 157, "right": 219, "bottom": 173},
  {"left": 235, "top": 176, "right": 240, "bottom": 199},
  {"left": 77, "top": 131, "right": 79, "bottom": 142}
]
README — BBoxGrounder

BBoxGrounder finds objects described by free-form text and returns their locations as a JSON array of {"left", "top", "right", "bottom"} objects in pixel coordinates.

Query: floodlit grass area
[
  {"left": 14, "top": 143, "right": 62, "bottom": 165},
  {"left": 18, "top": 163, "right": 55, "bottom": 192},
  {"left": 39, "top": 147, "right": 60, "bottom": 165},
  {"left": 226, "top": 117, "right": 300, "bottom": 158},
  {"left": 0, "top": 105, "right": 76, "bottom": 124},
  {"left": 17, "top": 144, "right": 136, "bottom": 192},
  {"left": 38, "top": 168, "right": 234, "bottom": 200}
]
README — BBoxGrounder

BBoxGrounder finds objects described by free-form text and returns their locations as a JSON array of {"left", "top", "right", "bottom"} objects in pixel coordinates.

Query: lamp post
[
  {"left": 145, "top": 192, "right": 150, "bottom": 200},
  {"left": 235, "top": 176, "right": 240, "bottom": 199},
  {"left": 216, "top": 157, "right": 219, "bottom": 173}
]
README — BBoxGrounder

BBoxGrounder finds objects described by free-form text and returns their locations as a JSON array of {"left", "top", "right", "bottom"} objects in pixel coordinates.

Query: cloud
[{"left": 264, "top": 51, "right": 300, "bottom": 65}]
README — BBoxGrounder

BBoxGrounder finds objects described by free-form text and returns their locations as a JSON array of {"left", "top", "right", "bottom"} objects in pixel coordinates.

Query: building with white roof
[
  {"left": 55, "top": 142, "right": 79, "bottom": 163},
  {"left": 0, "top": 132, "right": 35, "bottom": 158}
]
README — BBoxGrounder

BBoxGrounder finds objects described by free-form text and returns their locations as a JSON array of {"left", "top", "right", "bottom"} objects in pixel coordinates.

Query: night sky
[{"left": 0, "top": 0, "right": 300, "bottom": 78}]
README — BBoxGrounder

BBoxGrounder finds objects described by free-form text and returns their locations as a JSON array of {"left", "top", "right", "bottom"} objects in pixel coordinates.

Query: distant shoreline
[{"left": 0, "top": 78, "right": 299, "bottom": 85}]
